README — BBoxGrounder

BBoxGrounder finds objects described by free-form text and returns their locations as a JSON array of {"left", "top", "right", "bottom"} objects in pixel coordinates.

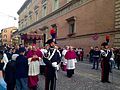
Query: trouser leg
[
  {"left": 92, "top": 59, "right": 95, "bottom": 69},
  {"left": 96, "top": 59, "right": 99, "bottom": 69},
  {"left": 45, "top": 78, "right": 50, "bottom": 90},
  {"left": 50, "top": 77, "right": 56, "bottom": 90},
  {"left": 20, "top": 78, "right": 28, "bottom": 90}
]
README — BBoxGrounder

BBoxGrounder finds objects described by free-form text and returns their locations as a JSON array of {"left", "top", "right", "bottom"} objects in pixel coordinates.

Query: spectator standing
[
  {"left": 5, "top": 54, "right": 19, "bottom": 90},
  {"left": 16, "top": 47, "right": 28, "bottom": 90},
  {"left": 89, "top": 47, "right": 94, "bottom": 63},
  {"left": 92, "top": 46, "right": 100, "bottom": 70}
]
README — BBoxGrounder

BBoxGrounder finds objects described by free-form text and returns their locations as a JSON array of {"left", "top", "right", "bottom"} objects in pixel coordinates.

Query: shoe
[
  {"left": 101, "top": 80, "right": 105, "bottom": 83},
  {"left": 106, "top": 81, "right": 111, "bottom": 83},
  {"left": 92, "top": 68, "right": 95, "bottom": 69}
]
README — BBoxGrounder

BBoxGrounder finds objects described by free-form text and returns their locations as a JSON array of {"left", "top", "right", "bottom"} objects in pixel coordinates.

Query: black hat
[
  {"left": 19, "top": 47, "right": 26, "bottom": 53},
  {"left": 45, "top": 39, "right": 56, "bottom": 44},
  {"left": 101, "top": 42, "right": 108, "bottom": 46}
]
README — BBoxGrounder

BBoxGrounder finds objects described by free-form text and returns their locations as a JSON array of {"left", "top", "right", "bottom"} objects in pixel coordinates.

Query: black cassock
[
  {"left": 43, "top": 48, "right": 61, "bottom": 90},
  {"left": 101, "top": 50, "right": 112, "bottom": 82}
]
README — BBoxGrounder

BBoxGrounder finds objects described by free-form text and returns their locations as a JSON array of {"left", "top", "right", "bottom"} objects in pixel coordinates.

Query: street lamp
[{"left": 0, "top": 12, "right": 17, "bottom": 20}]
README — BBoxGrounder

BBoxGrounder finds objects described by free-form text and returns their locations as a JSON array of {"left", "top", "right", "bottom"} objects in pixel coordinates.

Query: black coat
[
  {"left": 5, "top": 60, "right": 16, "bottom": 83},
  {"left": 43, "top": 48, "right": 61, "bottom": 79}
]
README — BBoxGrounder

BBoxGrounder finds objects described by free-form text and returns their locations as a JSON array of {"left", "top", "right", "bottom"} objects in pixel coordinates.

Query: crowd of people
[
  {"left": 0, "top": 39, "right": 120, "bottom": 90},
  {"left": 89, "top": 45, "right": 120, "bottom": 71},
  {"left": 0, "top": 39, "right": 78, "bottom": 90}
]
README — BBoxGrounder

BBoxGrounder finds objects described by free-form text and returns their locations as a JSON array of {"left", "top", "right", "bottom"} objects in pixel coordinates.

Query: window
[
  {"left": 66, "top": 16, "right": 76, "bottom": 36},
  {"left": 69, "top": 22, "right": 75, "bottom": 34},
  {"left": 4, "top": 35, "right": 7, "bottom": 38},
  {"left": 29, "top": 11, "right": 33, "bottom": 20},
  {"left": 4, "top": 30, "right": 7, "bottom": 33},
  {"left": 52, "top": 0, "right": 59, "bottom": 11},
  {"left": 24, "top": 15, "right": 28, "bottom": 26},
  {"left": 42, "top": 4, "right": 47, "bottom": 17},
  {"left": 35, "top": 9, "right": 39, "bottom": 21},
  {"left": 51, "top": 24, "right": 57, "bottom": 37}
]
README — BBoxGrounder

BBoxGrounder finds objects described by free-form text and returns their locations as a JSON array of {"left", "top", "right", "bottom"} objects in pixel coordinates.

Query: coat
[{"left": 43, "top": 48, "right": 61, "bottom": 79}]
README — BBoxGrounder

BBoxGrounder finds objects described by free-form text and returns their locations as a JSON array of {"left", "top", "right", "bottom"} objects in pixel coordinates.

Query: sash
[{"left": 48, "top": 49, "right": 56, "bottom": 60}]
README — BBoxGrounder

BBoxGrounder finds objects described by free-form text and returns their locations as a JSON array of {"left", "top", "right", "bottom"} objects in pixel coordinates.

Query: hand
[
  {"left": 52, "top": 62, "right": 57, "bottom": 67},
  {"left": 33, "top": 55, "right": 38, "bottom": 58}
]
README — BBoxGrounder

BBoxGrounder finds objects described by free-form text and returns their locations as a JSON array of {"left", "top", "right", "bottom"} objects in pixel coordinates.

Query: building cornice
[
  {"left": 18, "top": 0, "right": 93, "bottom": 34},
  {"left": 57, "top": 30, "right": 117, "bottom": 40},
  {"left": 17, "top": 0, "right": 31, "bottom": 15}
]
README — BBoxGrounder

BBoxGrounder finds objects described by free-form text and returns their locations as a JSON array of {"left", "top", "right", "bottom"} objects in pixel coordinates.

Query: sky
[{"left": 0, "top": 0, "right": 26, "bottom": 32}]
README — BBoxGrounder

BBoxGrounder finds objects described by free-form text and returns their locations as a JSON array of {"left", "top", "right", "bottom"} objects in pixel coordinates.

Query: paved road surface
[{"left": 38, "top": 61, "right": 120, "bottom": 90}]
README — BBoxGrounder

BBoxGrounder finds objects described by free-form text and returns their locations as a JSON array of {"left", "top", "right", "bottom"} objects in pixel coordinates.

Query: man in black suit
[{"left": 43, "top": 39, "right": 61, "bottom": 90}]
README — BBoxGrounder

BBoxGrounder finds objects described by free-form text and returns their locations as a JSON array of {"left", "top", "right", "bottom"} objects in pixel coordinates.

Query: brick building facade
[{"left": 17, "top": 0, "right": 115, "bottom": 54}]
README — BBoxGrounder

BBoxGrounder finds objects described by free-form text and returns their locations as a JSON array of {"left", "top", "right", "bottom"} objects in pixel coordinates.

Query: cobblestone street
[{"left": 38, "top": 61, "right": 120, "bottom": 90}]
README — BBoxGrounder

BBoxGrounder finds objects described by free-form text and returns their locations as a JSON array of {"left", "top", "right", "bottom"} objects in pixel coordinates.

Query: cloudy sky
[{"left": 0, "top": 0, "right": 25, "bottom": 32}]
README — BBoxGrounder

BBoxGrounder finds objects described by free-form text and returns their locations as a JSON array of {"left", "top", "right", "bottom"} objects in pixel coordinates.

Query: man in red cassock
[{"left": 27, "top": 44, "right": 43, "bottom": 90}]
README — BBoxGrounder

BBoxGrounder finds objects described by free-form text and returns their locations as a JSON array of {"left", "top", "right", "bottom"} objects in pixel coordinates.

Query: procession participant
[
  {"left": 100, "top": 42, "right": 112, "bottom": 83},
  {"left": 16, "top": 47, "right": 28, "bottom": 90},
  {"left": 61, "top": 46, "right": 69, "bottom": 71},
  {"left": 27, "top": 44, "right": 42, "bottom": 90},
  {"left": 65, "top": 46, "right": 77, "bottom": 78},
  {"left": 43, "top": 39, "right": 61, "bottom": 90},
  {"left": 40, "top": 47, "right": 47, "bottom": 75},
  {"left": 92, "top": 46, "right": 101, "bottom": 70},
  {"left": 0, "top": 50, "right": 7, "bottom": 90},
  {"left": 5, "top": 54, "right": 19, "bottom": 90}
]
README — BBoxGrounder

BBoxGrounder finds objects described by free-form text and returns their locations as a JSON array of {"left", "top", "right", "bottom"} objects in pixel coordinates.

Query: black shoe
[
  {"left": 92, "top": 68, "right": 95, "bottom": 69},
  {"left": 101, "top": 80, "right": 105, "bottom": 83},
  {"left": 106, "top": 81, "right": 111, "bottom": 83}
]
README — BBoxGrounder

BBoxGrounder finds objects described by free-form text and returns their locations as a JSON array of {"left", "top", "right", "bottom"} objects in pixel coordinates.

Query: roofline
[
  {"left": 17, "top": 0, "right": 31, "bottom": 15},
  {"left": 2, "top": 27, "right": 17, "bottom": 30}
]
